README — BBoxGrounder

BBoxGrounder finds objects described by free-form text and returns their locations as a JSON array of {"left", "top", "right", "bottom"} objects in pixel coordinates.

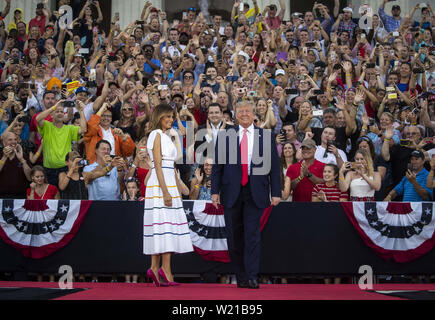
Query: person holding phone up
[{"left": 36, "top": 99, "right": 87, "bottom": 187}]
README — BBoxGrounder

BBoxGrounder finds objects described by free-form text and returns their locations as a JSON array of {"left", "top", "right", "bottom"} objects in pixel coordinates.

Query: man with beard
[{"left": 379, "top": 0, "right": 402, "bottom": 33}]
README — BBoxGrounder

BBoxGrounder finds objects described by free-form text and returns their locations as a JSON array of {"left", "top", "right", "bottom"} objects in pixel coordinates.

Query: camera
[
  {"left": 78, "top": 159, "right": 89, "bottom": 167},
  {"left": 285, "top": 88, "right": 297, "bottom": 95},
  {"left": 63, "top": 101, "right": 75, "bottom": 108},
  {"left": 18, "top": 115, "right": 31, "bottom": 123}
]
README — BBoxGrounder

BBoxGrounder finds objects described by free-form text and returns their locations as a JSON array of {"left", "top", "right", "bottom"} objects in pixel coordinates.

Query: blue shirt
[
  {"left": 394, "top": 168, "right": 432, "bottom": 202},
  {"left": 143, "top": 59, "right": 161, "bottom": 74},
  {"left": 84, "top": 162, "right": 120, "bottom": 200},
  {"left": 378, "top": 7, "right": 402, "bottom": 33}
]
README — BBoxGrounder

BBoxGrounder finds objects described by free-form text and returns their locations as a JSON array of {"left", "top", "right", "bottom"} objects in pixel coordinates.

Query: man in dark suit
[
  {"left": 211, "top": 101, "right": 281, "bottom": 289},
  {"left": 194, "top": 103, "right": 225, "bottom": 163}
]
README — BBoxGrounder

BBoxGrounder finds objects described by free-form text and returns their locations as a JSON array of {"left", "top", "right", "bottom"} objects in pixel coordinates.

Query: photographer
[
  {"left": 58, "top": 151, "right": 109, "bottom": 200},
  {"left": 384, "top": 150, "right": 432, "bottom": 202},
  {"left": 36, "top": 99, "right": 87, "bottom": 187},
  {"left": 314, "top": 126, "right": 347, "bottom": 168},
  {"left": 84, "top": 139, "right": 125, "bottom": 201}
]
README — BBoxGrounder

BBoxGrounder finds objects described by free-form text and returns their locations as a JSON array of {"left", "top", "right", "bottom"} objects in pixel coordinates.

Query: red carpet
[{"left": 2, "top": 282, "right": 435, "bottom": 300}]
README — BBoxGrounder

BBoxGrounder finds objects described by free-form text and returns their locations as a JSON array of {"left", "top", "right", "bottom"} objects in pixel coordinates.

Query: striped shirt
[{"left": 312, "top": 183, "right": 348, "bottom": 202}]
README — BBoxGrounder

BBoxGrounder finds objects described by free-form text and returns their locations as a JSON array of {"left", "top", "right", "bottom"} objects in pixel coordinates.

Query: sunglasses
[{"left": 123, "top": 107, "right": 133, "bottom": 111}]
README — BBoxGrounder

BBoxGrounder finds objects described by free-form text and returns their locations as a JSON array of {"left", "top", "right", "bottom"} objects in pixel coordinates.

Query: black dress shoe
[
  {"left": 237, "top": 281, "right": 249, "bottom": 288},
  {"left": 248, "top": 279, "right": 259, "bottom": 289}
]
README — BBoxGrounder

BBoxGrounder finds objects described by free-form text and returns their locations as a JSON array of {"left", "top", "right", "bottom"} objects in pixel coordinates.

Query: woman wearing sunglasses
[{"left": 114, "top": 102, "right": 137, "bottom": 141}]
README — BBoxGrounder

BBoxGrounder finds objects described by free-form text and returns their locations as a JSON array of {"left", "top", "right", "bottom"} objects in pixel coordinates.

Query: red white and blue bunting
[
  {"left": 0, "top": 200, "right": 91, "bottom": 259},
  {"left": 342, "top": 202, "right": 435, "bottom": 263}
]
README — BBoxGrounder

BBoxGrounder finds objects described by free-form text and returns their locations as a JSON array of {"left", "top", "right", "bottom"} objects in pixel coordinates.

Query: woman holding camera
[
  {"left": 338, "top": 149, "right": 382, "bottom": 201},
  {"left": 58, "top": 151, "right": 108, "bottom": 200}
]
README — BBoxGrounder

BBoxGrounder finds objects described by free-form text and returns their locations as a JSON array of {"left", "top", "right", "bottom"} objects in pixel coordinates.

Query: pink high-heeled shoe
[
  {"left": 146, "top": 268, "right": 160, "bottom": 287},
  {"left": 158, "top": 268, "right": 180, "bottom": 286}
]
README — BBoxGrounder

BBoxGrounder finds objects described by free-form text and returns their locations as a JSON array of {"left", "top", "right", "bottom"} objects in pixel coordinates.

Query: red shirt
[
  {"left": 27, "top": 184, "right": 59, "bottom": 199},
  {"left": 312, "top": 183, "right": 348, "bottom": 202},
  {"left": 137, "top": 167, "right": 150, "bottom": 197},
  {"left": 29, "top": 16, "right": 47, "bottom": 35},
  {"left": 286, "top": 160, "right": 325, "bottom": 202}
]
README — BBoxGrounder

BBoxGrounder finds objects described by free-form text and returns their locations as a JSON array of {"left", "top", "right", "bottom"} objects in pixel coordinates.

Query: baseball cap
[
  {"left": 301, "top": 138, "right": 316, "bottom": 149},
  {"left": 75, "top": 86, "right": 89, "bottom": 95},
  {"left": 275, "top": 69, "right": 285, "bottom": 76},
  {"left": 392, "top": 5, "right": 401, "bottom": 10},
  {"left": 410, "top": 150, "right": 424, "bottom": 160},
  {"left": 343, "top": 7, "right": 353, "bottom": 13}
]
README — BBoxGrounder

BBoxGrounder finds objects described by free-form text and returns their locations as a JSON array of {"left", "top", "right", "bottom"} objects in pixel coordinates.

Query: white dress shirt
[
  {"left": 315, "top": 145, "right": 347, "bottom": 165},
  {"left": 239, "top": 124, "right": 254, "bottom": 175},
  {"left": 204, "top": 121, "right": 222, "bottom": 146}
]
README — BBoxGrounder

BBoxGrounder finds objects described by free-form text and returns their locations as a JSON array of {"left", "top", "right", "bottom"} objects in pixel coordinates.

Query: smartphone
[
  {"left": 412, "top": 108, "right": 420, "bottom": 115},
  {"left": 313, "top": 110, "right": 323, "bottom": 117},
  {"left": 360, "top": 34, "right": 366, "bottom": 39},
  {"left": 158, "top": 85, "right": 168, "bottom": 91},
  {"left": 400, "top": 139, "right": 411, "bottom": 147},
  {"left": 63, "top": 101, "right": 75, "bottom": 108},
  {"left": 351, "top": 162, "right": 358, "bottom": 170},
  {"left": 314, "top": 89, "right": 323, "bottom": 95},
  {"left": 279, "top": 129, "right": 286, "bottom": 137},
  {"left": 205, "top": 75, "right": 212, "bottom": 81},
  {"left": 136, "top": 20, "right": 144, "bottom": 25},
  {"left": 78, "top": 48, "right": 89, "bottom": 55},
  {"left": 387, "top": 93, "right": 398, "bottom": 99},
  {"left": 306, "top": 42, "right": 315, "bottom": 48},
  {"left": 227, "top": 76, "right": 239, "bottom": 82},
  {"left": 303, "top": 47, "right": 308, "bottom": 55},
  {"left": 366, "top": 63, "right": 375, "bottom": 68},
  {"left": 410, "top": 27, "right": 420, "bottom": 32},
  {"left": 239, "top": 2, "right": 244, "bottom": 12},
  {"left": 413, "top": 68, "right": 424, "bottom": 74},
  {"left": 8, "top": 92, "right": 14, "bottom": 100},
  {"left": 392, "top": 31, "right": 399, "bottom": 37},
  {"left": 247, "top": 91, "right": 257, "bottom": 97},
  {"left": 285, "top": 88, "right": 298, "bottom": 95}
]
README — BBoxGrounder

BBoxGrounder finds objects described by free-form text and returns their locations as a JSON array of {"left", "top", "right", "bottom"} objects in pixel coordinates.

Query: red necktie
[{"left": 240, "top": 129, "right": 248, "bottom": 186}]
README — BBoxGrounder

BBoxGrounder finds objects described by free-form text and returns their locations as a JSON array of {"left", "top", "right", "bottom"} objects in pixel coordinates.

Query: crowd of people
[{"left": 0, "top": 0, "right": 434, "bottom": 283}]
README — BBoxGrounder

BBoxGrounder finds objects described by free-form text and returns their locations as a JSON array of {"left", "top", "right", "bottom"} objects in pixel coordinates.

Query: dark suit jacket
[{"left": 211, "top": 125, "right": 281, "bottom": 209}]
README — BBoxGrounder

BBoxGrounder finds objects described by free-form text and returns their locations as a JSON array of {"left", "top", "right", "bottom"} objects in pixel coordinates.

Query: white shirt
[
  {"left": 239, "top": 124, "right": 254, "bottom": 175},
  {"left": 101, "top": 126, "right": 116, "bottom": 155},
  {"left": 315, "top": 145, "right": 347, "bottom": 166},
  {"left": 205, "top": 121, "right": 222, "bottom": 145}
]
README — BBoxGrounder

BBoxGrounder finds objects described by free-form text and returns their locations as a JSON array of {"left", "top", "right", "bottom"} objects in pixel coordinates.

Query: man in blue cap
[{"left": 74, "top": 86, "right": 94, "bottom": 121}]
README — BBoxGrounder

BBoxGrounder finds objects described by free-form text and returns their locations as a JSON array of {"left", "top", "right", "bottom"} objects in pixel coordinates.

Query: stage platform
[{"left": 1, "top": 282, "right": 435, "bottom": 300}]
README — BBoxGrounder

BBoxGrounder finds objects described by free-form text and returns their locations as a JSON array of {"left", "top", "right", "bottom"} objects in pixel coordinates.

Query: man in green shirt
[{"left": 36, "top": 99, "right": 87, "bottom": 187}]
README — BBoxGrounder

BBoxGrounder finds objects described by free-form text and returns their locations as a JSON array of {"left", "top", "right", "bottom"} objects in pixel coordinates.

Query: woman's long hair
[
  {"left": 279, "top": 142, "right": 297, "bottom": 187},
  {"left": 355, "top": 148, "right": 374, "bottom": 177},
  {"left": 145, "top": 104, "right": 174, "bottom": 136}
]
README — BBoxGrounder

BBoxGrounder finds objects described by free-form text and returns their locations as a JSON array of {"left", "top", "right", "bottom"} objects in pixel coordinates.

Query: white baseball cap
[
  {"left": 343, "top": 7, "right": 353, "bottom": 13},
  {"left": 275, "top": 69, "right": 286, "bottom": 76}
]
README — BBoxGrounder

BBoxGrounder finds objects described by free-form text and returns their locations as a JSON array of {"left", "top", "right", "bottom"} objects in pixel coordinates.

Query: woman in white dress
[
  {"left": 144, "top": 104, "right": 193, "bottom": 287},
  {"left": 338, "top": 148, "right": 381, "bottom": 201}
]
